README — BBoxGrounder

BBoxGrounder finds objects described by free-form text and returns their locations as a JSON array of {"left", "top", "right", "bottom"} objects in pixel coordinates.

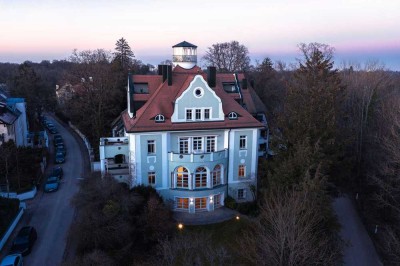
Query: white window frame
[
  {"left": 239, "top": 135, "right": 247, "bottom": 149},
  {"left": 195, "top": 167, "right": 207, "bottom": 189},
  {"left": 186, "top": 109, "right": 193, "bottom": 120},
  {"left": 179, "top": 137, "right": 189, "bottom": 154},
  {"left": 204, "top": 108, "right": 210, "bottom": 119},
  {"left": 238, "top": 165, "right": 246, "bottom": 178},
  {"left": 228, "top": 112, "right": 238, "bottom": 120},
  {"left": 148, "top": 171, "right": 156, "bottom": 185},
  {"left": 147, "top": 140, "right": 155, "bottom": 154},
  {"left": 237, "top": 188, "right": 246, "bottom": 200},
  {"left": 206, "top": 136, "right": 216, "bottom": 152},
  {"left": 195, "top": 109, "right": 202, "bottom": 120},
  {"left": 192, "top": 137, "right": 203, "bottom": 153},
  {"left": 155, "top": 114, "right": 165, "bottom": 122}
]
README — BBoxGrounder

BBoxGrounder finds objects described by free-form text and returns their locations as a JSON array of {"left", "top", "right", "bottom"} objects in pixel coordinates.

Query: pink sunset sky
[{"left": 0, "top": 0, "right": 399, "bottom": 70}]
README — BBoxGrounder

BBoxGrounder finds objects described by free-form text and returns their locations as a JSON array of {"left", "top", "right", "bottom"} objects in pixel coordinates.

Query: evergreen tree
[{"left": 113, "top": 37, "right": 134, "bottom": 70}]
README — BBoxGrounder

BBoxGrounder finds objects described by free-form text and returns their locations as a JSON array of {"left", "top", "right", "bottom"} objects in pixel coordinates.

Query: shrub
[
  {"left": 237, "top": 201, "right": 259, "bottom": 216},
  {"left": 0, "top": 197, "right": 20, "bottom": 237},
  {"left": 224, "top": 196, "right": 237, "bottom": 209}
]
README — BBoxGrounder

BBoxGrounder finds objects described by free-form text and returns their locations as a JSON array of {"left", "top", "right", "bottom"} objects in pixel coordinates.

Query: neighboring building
[
  {"left": 99, "top": 41, "right": 269, "bottom": 213},
  {"left": 0, "top": 98, "right": 29, "bottom": 147}
]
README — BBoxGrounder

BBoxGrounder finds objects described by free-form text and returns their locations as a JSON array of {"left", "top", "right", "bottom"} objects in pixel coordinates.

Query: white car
[{"left": 0, "top": 254, "right": 23, "bottom": 266}]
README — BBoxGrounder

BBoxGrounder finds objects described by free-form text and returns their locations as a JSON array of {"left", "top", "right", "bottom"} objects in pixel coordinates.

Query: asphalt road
[
  {"left": 0, "top": 116, "right": 86, "bottom": 265},
  {"left": 333, "top": 195, "right": 382, "bottom": 266}
]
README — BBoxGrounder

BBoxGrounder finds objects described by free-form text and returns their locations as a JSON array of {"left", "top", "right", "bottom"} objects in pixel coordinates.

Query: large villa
[{"left": 99, "top": 41, "right": 269, "bottom": 213}]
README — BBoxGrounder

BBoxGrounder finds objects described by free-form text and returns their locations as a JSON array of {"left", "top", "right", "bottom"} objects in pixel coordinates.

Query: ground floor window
[
  {"left": 237, "top": 188, "right": 246, "bottom": 200},
  {"left": 148, "top": 172, "right": 155, "bottom": 185},
  {"left": 176, "top": 198, "right": 189, "bottom": 210},
  {"left": 214, "top": 194, "right": 222, "bottom": 208},
  {"left": 195, "top": 197, "right": 207, "bottom": 211}
]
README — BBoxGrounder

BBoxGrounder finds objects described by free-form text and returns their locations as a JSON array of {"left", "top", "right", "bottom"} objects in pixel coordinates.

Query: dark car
[
  {"left": 48, "top": 125, "right": 58, "bottom": 134},
  {"left": 56, "top": 145, "right": 66, "bottom": 156},
  {"left": 51, "top": 166, "right": 63, "bottom": 179},
  {"left": 54, "top": 137, "right": 64, "bottom": 147},
  {"left": 10, "top": 226, "right": 37, "bottom": 256},
  {"left": 44, "top": 176, "right": 60, "bottom": 192},
  {"left": 55, "top": 152, "right": 65, "bottom": 164}
]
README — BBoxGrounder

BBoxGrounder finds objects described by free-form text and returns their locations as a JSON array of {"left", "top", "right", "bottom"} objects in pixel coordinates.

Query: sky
[{"left": 0, "top": 0, "right": 399, "bottom": 70}]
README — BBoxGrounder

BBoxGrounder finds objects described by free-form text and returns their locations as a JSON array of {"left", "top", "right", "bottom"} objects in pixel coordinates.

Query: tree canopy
[{"left": 202, "top": 40, "right": 251, "bottom": 72}]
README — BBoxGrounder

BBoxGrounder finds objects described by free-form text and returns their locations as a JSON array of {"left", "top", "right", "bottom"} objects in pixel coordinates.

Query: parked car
[
  {"left": 44, "top": 176, "right": 60, "bottom": 192},
  {"left": 0, "top": 254, "right": 23, "bottom": 266},
  {"left": 51, "top": 166, "right": 63, "bottom": 179},
  {"left": 55, "top": 152, "right": 65, "bottom": 164},
  {"left": 45, "top": 121, "right": 54, "bottom": 129},
  {"left": 54, "top": 137, "right": 64, "bottom": 147},
  {"left": 56, "top": 145, "right": 66, "bottom": 156},
  {"left": 48, "top": 125, "right": 58, "bottom": 134},
  {"left": 10, "top": 226, "right": 37, "bottom": 256}
]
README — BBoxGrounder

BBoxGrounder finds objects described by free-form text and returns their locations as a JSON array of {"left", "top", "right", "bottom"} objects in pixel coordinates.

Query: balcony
[
  {"left": 105, "top": 161, "right": 129, "bottom": 175},
  {"left": 100, "top": 137, "right": 128, "bottom": 146},
  {"left": 172, "top": 55, "right": 197, "bottom": 63},
  {"left": 168, "top": 149, "right": 228, "bottom": 163}
]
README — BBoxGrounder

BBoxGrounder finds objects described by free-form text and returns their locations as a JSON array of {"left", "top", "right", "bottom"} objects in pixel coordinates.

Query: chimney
[
  {"left": 167, "top": 65, "right": 172, "bottom": 86},
  {"left": 242, "top": 78, "right": 248, "bottom": 89},
  {"left": 127, "top": 72, "right": 135, "bottom": 118},
  {"left": 162, "top": 65, "right": 168, "bottom": 82},
  {"left": 158, "top": 65, "right": 163, "bottom": 75},
  {"left": 207, "top": 66, "right": 216, "bottom": 87}
]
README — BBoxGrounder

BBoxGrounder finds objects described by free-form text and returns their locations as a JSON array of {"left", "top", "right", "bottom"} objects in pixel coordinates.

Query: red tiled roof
[{"left": 122, "top": 67, "right": 265, "bottom": 133}]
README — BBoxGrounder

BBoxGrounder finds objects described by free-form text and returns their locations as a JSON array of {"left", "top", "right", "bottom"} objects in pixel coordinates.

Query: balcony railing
[
  {"left": 168, "top": 149, "right": 228, "bottom": 163},
  {"left": 106, "top": 162, "right": 129, "bottom": 175},
  {"left": 173, "top": 55, "right": 197, "bottom": 62},
  {"left": 100, "top": 137, "right": 128, "bottom": 146}
]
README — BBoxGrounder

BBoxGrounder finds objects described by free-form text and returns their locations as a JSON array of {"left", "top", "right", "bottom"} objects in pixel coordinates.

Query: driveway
[
  {"left": 333, "top": 195, "right": 382, "bottom": 266},
  {"left": 0, "top": 115, "right": 88, "bottom": 265}
]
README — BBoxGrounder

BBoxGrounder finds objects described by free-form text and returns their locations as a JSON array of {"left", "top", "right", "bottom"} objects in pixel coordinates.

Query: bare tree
[
  {"left": 202, "top": 40, "right": 251, "bottom": 72},
  {"left": 237, "top": 183, "right": 342, "bottom": 266}
]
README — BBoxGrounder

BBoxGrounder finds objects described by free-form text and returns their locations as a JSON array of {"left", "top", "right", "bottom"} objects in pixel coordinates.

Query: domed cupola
[{"left": 172, "top": 41, "right": 197, "bottom": 69}]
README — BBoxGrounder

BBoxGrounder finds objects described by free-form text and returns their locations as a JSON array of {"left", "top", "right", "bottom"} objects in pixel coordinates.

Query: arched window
[
  {"left": 212, "top": 165, "right": 222, "bottom": 186},
  {"left": 176, "top": 166, "right": 189, "bottom": 188},
  {"left": 195, "top": 167, "right": 207, "bottom": 188},
  {"left": 155, "top": 114, "right": 165, "bottom": 123},
  {"left": 228, "top": 112, "right": 238, "bottom": 120}
]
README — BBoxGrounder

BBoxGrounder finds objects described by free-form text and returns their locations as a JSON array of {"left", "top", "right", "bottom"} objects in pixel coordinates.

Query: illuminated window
[
  {"left": 238, "top": 165, "right": 246, "bottom": 178},
  {"left": 212, "top": 165, "right": 222, "bottom": 186},
  {"left": 176, "top": 198, "right": 189, "bottom": 209},
  {"left": 176, "top": 166, "right": 189, "bottom": 188},
  {"left": 195, "top": 167, "right": 207, "bottom": 188},
  {"left": 148, "top": 172, "right": 155, "bottom": 185},
  {"left": 147, "top": 140, "right": 155, "bottom": 154},
  {"left": 195, "top": 197, "right": 207, "bottom": 210}
]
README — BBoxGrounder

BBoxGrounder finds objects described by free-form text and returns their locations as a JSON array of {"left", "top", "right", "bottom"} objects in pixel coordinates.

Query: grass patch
[{"left": 185, "top": 217, "right": 250, "bottom": 257}]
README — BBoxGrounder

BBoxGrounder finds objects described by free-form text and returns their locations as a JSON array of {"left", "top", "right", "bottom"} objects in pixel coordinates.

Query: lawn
[{"left": 185, "top": 216, "right": 251, "bottom": 261}]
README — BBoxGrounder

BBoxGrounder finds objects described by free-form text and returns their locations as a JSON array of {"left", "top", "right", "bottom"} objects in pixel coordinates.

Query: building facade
[
  {"left": 100, "top": 41, "right": 268, "bottom": 213},
  {"left": 0, "top": 98, "right": 29, "bottom": 147}
]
